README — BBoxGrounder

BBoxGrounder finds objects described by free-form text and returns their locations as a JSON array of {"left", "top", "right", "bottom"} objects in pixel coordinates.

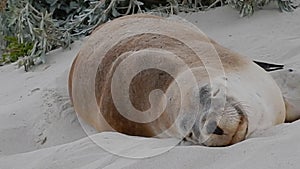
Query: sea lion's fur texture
[{"left": 69, "top": 14, "right": 286, "bottom": 146}]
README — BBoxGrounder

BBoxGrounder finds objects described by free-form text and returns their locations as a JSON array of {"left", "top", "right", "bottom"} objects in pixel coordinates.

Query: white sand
[{"left": 1, "top": 5, "right": 300, "bottom": 169}]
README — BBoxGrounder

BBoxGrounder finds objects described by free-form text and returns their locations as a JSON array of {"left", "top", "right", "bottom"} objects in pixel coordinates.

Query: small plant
[{"left": 1, "top": 36, "right": 33, "bottom": 63}]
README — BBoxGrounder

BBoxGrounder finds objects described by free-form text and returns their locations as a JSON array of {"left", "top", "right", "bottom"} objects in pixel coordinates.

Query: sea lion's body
[{"left": 69, "top": 14, "right": 286, "bottom": 146}]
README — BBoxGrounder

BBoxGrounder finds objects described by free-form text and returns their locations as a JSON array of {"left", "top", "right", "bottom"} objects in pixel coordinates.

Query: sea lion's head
[{"left": 182, "top": 84, "right": 248, "bottom": 146}]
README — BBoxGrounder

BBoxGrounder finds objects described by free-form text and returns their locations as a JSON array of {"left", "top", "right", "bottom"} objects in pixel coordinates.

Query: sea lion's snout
[
  {"left": 200, "top": 96, "right": 249, "bottom": 146},
  {"left": 206, "top": 121, "right": 224, "bottom": 135},
  {"left": 183, "top": 84, "right": 249, "bottom": 147}
]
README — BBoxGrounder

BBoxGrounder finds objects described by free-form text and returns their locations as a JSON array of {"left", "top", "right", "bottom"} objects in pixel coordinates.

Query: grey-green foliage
[
  {"left": 0, "top": 0, "right": 178, "bottom": 70},
  {"left": 0, "top": 0, "right": 71, "bottom": 70},
  {"left": 228, "top": 0, "right": 295, "bottom": 16},
  {"left": 0, "top": 0, "right": 296, "bottom": 71}
]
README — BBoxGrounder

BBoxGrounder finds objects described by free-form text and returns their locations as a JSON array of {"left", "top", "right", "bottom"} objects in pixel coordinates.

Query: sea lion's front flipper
[{"left": 253, "top": 60, "right": 284, "bottom": 72}]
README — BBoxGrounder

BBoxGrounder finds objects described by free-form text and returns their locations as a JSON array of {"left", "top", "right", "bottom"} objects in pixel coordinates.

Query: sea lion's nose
[{"left": 206, "top": 121, "right": 224, "bottom": 135}]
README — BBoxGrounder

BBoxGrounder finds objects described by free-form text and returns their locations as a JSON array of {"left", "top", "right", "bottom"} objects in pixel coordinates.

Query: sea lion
[
  {"left": 68, "top": 14, "right": 286, "bottom": 146},
  {"left": 270, "top": 68, "right": 300, "bottom": 122}
]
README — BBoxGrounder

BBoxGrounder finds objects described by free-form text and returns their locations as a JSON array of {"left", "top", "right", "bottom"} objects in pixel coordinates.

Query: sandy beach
[{"left": 1, "top": 4, "right": 300, "bottom": 169}]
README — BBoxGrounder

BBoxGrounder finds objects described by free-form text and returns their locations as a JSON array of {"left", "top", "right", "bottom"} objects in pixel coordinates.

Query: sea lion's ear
[{"left": 199, "top": 84, "right": 212, "bottom": 109}]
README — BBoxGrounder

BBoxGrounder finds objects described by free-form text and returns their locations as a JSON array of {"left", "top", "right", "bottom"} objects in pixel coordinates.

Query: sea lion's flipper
[
  {"left": 270, "top": 68, "right": 300, "bottom": 122},
  {"left": 253, "top": 60, "right": 284, "bottom": 72}
]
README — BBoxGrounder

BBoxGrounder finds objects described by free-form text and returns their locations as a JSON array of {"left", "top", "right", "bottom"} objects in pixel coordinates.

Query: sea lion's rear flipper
[
  {"left": 253, "top": 60, "right": 284, "bottom": 72},
  {"left": 270, "top": 68, "right": 300, "bottom": 122}
]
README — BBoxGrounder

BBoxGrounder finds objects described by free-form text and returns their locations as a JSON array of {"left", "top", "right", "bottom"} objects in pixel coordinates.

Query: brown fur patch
[
  {"left": 209, "top": 39, "right": 250, "bottom": 72},
  {"left": 94, "top": 33, "right": 199, "bottom": 136}
]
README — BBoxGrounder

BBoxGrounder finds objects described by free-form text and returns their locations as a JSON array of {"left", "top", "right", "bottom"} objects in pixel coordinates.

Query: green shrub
[
  {"left": 0, "top": 0, "right": 70, "bottom": 70},
  {"left": 0, "top": 0, "right": 295, "bottom": 70}
]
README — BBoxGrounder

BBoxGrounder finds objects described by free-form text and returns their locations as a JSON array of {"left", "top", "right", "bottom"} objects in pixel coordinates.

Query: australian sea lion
[
  {"left": 270, "top": 68, "right": 300, "bottom": 122},
  {"left": 68, "top": 14, "right": 286, "bottom": 146}
]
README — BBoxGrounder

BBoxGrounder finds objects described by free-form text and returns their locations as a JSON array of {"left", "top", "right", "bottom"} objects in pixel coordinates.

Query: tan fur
[{"left": 69, "top": 14, "right": 286, "bottom": 146}]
